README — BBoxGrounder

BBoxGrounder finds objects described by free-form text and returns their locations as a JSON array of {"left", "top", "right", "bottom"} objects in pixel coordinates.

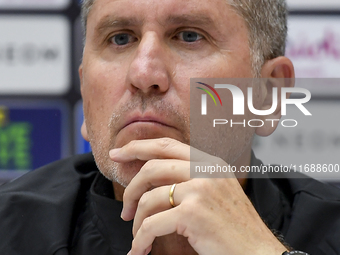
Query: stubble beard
[
  {"left": 87, "top": 93, "right": 190, "bottom": 187},
  {"left": 87, "top": 89, "right": 256, "bottom": 187}
]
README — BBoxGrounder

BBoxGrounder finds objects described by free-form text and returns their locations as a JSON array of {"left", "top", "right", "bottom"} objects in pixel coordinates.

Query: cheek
[
  {"left": 83, "top": 61, "right": 127, "bottom": 109},
  {"left": 173, "top": 52, "right": 249, "bottom": 84},
  {"left": 81, "top": 61, "right": 127, "bottom": 138}
]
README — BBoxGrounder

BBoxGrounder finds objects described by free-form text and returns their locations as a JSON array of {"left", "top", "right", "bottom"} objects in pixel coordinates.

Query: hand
[{"left": 109, "top": 138, "right": 287, "bottom": 255}]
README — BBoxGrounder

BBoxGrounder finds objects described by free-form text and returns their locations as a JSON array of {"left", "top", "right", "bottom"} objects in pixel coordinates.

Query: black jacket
[{"left": 0, "top": 153, "right": 340, "bottom": 255}]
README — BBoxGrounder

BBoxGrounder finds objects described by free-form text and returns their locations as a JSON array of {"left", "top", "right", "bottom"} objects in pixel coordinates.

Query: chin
[{"left": 102, "top": 160, "right": 146, "bottom": 188}]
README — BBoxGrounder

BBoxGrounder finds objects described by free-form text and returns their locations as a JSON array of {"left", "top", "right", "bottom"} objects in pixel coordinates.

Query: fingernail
[
  {"left": 109, "top": 148, "right": 121, "bottom": 158},
  {"left": 145, "top": 246, "right": 152, "bottom": 255},
  {"left": 120, "top": 209, "right": 126, "bottom": 220}
]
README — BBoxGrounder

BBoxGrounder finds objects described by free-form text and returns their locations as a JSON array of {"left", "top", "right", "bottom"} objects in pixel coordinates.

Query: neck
[
  {"left": 150, "top": 234, "right": 198, "bottom": 255},
  {"left": 113, "top": 182, "right": 125, "bottom": 201}
]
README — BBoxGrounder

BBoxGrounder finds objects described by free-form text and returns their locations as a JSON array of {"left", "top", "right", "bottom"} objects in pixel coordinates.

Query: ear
[
  {"left": 79, "top": 64, "right": 83, "bottom": 88},
  {"left": 78, "top": 64, "right": 89, "bottom": 142},
  {"left": 81, "top": 121, "right": 89, "bottom": 142},
  {"left": 255, "top": 56, "right": 295, "bottom": 137}
]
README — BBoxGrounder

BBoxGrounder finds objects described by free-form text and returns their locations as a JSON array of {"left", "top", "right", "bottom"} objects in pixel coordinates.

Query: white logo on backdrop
[
  {"left": 0, "top": 16, "right": 70, "bottom": 95},
  {"left": 0, "top": 0, "right": 70, "bottom": 10}
]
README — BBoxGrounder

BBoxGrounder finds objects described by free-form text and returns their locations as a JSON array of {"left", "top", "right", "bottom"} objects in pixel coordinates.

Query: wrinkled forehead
[
  {"left": 85, "top": 0, "right": 239, "bottom": 36},
  {"left": 81, "top": 0, "right": 242, "bottom": 38}
]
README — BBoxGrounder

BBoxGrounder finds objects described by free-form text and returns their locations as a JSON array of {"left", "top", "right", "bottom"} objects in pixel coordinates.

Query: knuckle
[
  {"left": 179, "top": 200, "right": 197, "bottom": 216},
  {"left": 192, "top": 179, "right": 210, "bottom": 192},
  {"left": 122, "top": 186, "right": 130, "bottom": 201},
  {"left": 157, "top": 137, "right": 176, "bottom": 151},
  {"left": 130, "top": 239, "right": 140, "bottom": 253},
  {"left": 176, "top": 220, "right": 187, "bottom": 236},
  {"left": 140, "top": 216, "right": 152, "bottom": 233},
  {"left": 141, "top": 160, "right": 157, "bottom": 174},
  {"left": 131, "top": 239, "right": 136, "bottom": 248},
  {"left": 140, "top": 160, "right": 163, "bottom": 180},
  {"left": 128, "top": 140, "right": 138, "bottom": 150},
  {"left": 138, "top": 191, "right": 151, "bottom": 209}
]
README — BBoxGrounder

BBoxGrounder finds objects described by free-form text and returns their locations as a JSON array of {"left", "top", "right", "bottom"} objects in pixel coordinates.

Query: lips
[
  {"left": 112, "top": 108, "right": 190, "bottom": 146},
  {"left": 119, "top": 114, "right": 174, "bottom": 133}
]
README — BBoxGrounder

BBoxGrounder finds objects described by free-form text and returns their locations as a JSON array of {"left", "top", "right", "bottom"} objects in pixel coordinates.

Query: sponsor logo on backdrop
[
  {"left": 0, "top": 16, "right": 70, "bottom": 95},
  {"left": 287, "top": 31, "right": 340, "bottom": 60},
  {"left": 286, "top": 17, "right": 340, "bottom": 79},
  {"left": 0, "top": 101, "right": 69, "bottom": 173},
  {"left": 0, "top": 0, "right": 70, "bottom": 9},
  {"left": 0, "top": 44, "right": 60, "bottom": 64}
]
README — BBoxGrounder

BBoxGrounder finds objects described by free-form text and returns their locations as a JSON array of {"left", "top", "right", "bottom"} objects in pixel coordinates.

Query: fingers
[
  {"left": 129, "top": 208, "right": 180, "bottom": 255},
  {"left": 109, "top": 137, "right": 217, "bottom": 163},
  {"left": 116, "top": 138, "right": 230, "bottom": 221},
  {"left": 132, "top": 183, "right": 184, "bottom": 237},
  {"left": 109, "top": 138, "right": 190, "bottom": 162},
  {"left": 121, "top": 159, "right": 189, "bottom": 221},
  {"left": 109, "top": 138, "right": 238, "bottom": 255}
]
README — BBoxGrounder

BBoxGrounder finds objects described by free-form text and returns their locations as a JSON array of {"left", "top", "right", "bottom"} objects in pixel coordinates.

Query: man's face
[{"left": 80, "top": 0, "right": 255, "bottom": 186}]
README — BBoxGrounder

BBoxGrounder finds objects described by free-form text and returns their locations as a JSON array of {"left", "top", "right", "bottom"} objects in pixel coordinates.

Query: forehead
[{"left": 87, "top": 0, "right": 237, "bottom": 31}]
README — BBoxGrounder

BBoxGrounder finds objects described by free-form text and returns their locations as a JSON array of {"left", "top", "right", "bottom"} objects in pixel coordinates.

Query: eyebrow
[
  {"left": 95, "top": 15, "right": 143, "bottom": 33},
  {"left": 163, "top": 14, "right": 217, "bottom": 29},
  {"left": 95, "top": 13, "right": 217, "bottom": 32}
]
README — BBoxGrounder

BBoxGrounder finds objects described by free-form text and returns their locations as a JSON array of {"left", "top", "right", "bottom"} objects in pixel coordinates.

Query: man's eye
[
  {"left": 177, "top": 31, "right": 203, "bottom": 42},
  {"left": 110, "top": 33, "right": 135, "bottom": 46}
]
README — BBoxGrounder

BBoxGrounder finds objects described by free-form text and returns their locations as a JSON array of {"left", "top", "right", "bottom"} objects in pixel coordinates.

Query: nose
[{"left": 126, "top": 32, "right": 170, "bottom": 94}]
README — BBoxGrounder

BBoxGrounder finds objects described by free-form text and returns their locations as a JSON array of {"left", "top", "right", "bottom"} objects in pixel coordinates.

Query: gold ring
[{"left": 169, "top": 183, "right": 177, "bottom": 207}]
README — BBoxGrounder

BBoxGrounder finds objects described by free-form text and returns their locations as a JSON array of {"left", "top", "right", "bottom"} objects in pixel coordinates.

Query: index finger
[
  {"left": 109, "top": 137, "right": 215, "bottom": 163},
  {"left": 109, "top": 138, "right": 190, "bottom": 162}
]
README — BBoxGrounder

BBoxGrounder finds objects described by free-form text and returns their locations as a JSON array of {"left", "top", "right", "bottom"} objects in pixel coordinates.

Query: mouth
[
  {"left": 119, "top": 115, "right": 174, "bottom": 132},
  {"left": 113, "top": 110, "right": 190, "bottom": 146}
]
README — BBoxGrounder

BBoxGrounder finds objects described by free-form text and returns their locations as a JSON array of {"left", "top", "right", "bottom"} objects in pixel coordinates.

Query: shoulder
[
  {"left": 0, "top": 152, "right": 98, "bottom": 193},
  {"left": 272, "top": 173, "right": 340, "bottom": 204},
  {"left": 272, "top": 175, "right": 340, "bottom": 254},
  {"left": 251, "top": 153, "right": 340, "bottom": 254},
  {"left": 0, "top": 153, "right": 99, "bottom": 254}
]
